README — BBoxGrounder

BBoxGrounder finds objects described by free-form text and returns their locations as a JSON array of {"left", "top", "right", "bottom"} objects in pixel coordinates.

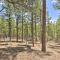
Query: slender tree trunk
[
  {"left": 25, "top": 22, "right": 28, "bottom": 46},
  {"left": 41, "top": 0, "right": 46, "bottom": 52},
  {"left": 16, "top": 18, "right": 19, "bottom": 42},
  {"left": 8, "top": 14, "right": 11, "bottom": 41},
  {"left": 39, "top": 0, "right": 42, "bottom": 41},
  {"left": 31, "top": 0, "right": 34, "bottom": 47},
  {"left": 35, "top": 14, "right": 37, "bottom": 41},
  {"left": 22, "top": 8, "right": 24, "bottom": 42},
  {"left": 31, "top": 11, "right": 34, "bottom": 47},
  {"left": 34, "top": 0, "right": 37, "bottom": 42},
  {"left": 7, "top": 4, "right": 12, "bottom": 42},
  {"left": 26, "top": 22, "right": 28, "bottom": 41},
  {"left": 47, "top": 17, "right": 49, "bottom": 41}
]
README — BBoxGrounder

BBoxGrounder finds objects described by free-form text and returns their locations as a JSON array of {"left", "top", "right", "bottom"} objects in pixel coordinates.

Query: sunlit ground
[{"left": 0, "top": 39, "right": 60, "bottom": 60}]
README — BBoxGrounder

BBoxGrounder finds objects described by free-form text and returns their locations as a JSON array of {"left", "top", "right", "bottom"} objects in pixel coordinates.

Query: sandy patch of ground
[{"left": 0, "top": 41, "right": 60, "bottom": 60}]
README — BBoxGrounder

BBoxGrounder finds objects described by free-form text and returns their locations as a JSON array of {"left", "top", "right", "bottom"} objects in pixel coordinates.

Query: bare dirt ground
[{"left": 0, "top": 41, "right": 60, "bottom": 60}]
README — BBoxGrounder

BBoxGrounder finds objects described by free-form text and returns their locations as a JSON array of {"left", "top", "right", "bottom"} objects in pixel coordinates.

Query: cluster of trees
[
  {"left": 0, "top": 0, "right": 60, "bottom": 52},
  {"left": 0, "top": 16, "right": 40, "bottom": 40},
  {"left": 0, "top": 15, "right": 60, "bottom": 41},
  {"left": 0, "top": 0, "right": 41, "bottom": 43},
  {"left": 47, "top": 17, "right": 60, "bottom": 41}
]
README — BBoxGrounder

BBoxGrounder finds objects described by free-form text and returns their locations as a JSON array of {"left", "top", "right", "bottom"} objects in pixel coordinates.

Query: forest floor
[{"left": 0, "top": 40, "right": 60, "bottom": 60}]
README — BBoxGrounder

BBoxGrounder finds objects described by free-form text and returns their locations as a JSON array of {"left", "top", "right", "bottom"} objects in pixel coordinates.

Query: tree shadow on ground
[
  {"left": 48, "top": 44, "right": 60, "bottom": 53},
  {"left": 49, "top": 44, "right": 60, "bottom": 49},
  {"left": 0, "top": 45, "right": 54, "bottom": 60},
  {"left": 0, "top": 46, "right": 27, "bottom": 60},
  {"left": 27, "top": 48, "right": 53, "bottom": 58}
]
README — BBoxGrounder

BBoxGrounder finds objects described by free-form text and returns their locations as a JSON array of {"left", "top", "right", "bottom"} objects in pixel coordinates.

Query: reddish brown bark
[{"left": 41, "top": 0, "right": 46, "bottom": 52}]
